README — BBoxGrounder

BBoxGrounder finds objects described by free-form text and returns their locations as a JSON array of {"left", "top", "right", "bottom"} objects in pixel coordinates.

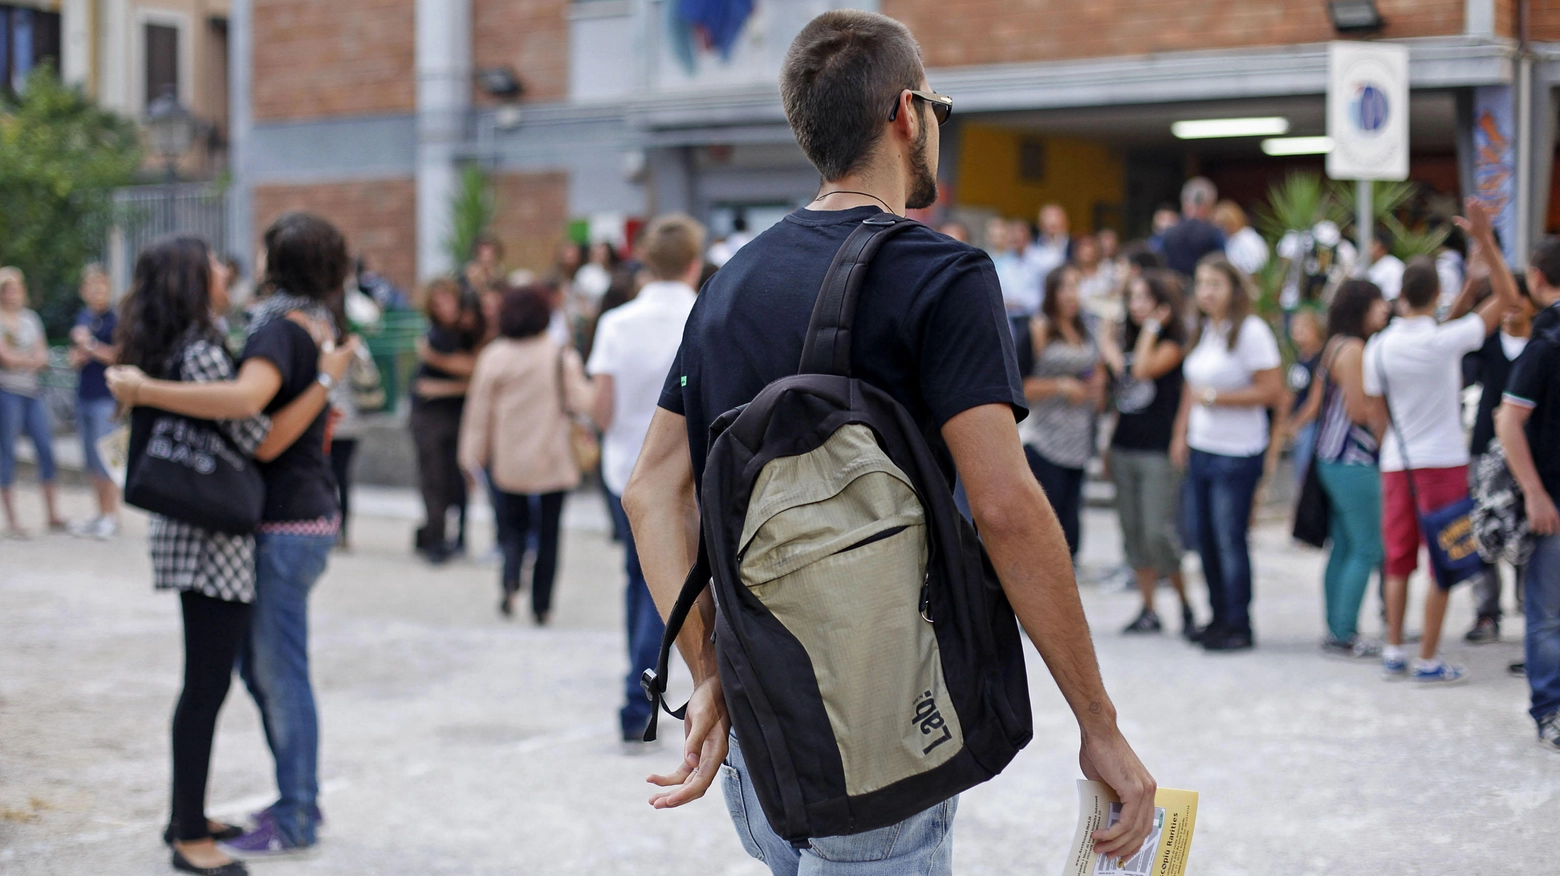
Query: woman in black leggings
[{"left": 110, "top": 237, "right": 348, "bottom": 874}]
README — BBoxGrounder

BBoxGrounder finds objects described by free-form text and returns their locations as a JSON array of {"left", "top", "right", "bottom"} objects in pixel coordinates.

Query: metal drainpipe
[
  {"left": 1516, "top": 0, "right": 1534, "bottom": 267},
  {"left": 416, "top": 0, "right": 473, "bottom": 282}
]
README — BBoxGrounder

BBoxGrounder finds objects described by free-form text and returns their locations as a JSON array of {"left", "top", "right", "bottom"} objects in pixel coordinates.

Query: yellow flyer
[{"left": 1060, "top": 780, "right": 1199, "bottom": 876}]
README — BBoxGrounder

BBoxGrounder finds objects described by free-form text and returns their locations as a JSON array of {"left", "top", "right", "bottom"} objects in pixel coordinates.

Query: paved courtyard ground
[{"left": 2, "top": 484, "right": 1555, "bottom": 875}]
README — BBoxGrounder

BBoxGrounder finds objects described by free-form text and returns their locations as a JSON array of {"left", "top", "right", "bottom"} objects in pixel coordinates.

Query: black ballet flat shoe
[
  {"left": 170, "top": 848, "right": 249, "bottom": 875},
  {"left": 164, "top": 823, "right": 244, "bottom": 847}
]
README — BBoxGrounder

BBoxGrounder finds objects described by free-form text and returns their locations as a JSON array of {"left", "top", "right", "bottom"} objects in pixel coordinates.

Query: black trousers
[
  {"left": 170, "top": 590, "right": 250, "bottom": 842},
  {"left": 497, "top": 490, "right": 567, "bottom": 618},
  {"left": 1026, "top": 445, "right": 1086, "bottom": 558},
  {"left": 329, "top": 438, "right": 358, "bottom": 541},
  {"left": 410, "top": 402, "right": 464, "bottom": 551}
]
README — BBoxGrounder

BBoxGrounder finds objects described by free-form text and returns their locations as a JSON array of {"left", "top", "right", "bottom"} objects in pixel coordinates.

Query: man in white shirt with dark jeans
[
  {"left": 1363, "top": 206, "right": 1519, "bottom": 685},
  {"left": 587, "top": 214, "right": 704, "bottom": 744}
]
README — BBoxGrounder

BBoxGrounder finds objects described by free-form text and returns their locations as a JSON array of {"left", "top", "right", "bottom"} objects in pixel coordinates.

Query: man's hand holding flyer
[{"left": 1063, "top": 780, "right": 1199, "bottom": 876}]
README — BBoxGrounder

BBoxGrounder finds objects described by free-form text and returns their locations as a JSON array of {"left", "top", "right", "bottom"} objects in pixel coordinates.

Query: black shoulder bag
[{"left": 123, "top": 354, "right": 266, "bottom": 535}]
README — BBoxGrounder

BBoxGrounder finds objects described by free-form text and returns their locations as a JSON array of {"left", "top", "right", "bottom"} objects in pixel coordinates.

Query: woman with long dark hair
[
  {"left": 1019, "top": 265, "right": 1104, "bottom": 558},
  {"left": 107, "top": 234, "right": 350, "bottom": 875},
  {"left": 1171, "top": 254, "right": 1285, "bottom": 652},
  {"left": 1299, "top": 279, "right": 1390, "bottom": 657},
  {"left": 113, "top": 214, "right": 359, "bottom": 858},
  {"left": 1099, "top": 270, "right": 1195, "bottom": 635}
]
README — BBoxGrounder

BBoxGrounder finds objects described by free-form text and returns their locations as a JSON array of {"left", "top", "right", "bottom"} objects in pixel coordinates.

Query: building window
[
  {"left": 0, "top": 5, "right": 63, "bottom": 93},
  {"left": 145, "top": 22, "right": 179, "bottom": 105}
]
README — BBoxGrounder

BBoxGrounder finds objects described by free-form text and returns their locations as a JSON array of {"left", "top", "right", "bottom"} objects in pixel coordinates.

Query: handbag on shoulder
[
  {"left": 556, "top": 345, "right": 600, "bottom": 473},
  {"left": 123, "top": 350, "right": 264, "bottom": 536},
  {"left": 1376, "top": 346, "right": 1485, "bottom": 585}
]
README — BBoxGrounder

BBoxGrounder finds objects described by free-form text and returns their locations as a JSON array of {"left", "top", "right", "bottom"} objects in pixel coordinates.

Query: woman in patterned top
[
  {"left": 1019, "top": 265, "right": 1105, "bottom": 559},
  {"left": 1296, "top": 279, "right": 1390, "bottom": 658},
  {"left": 109, "top": 236, "right": 352, "bottom": 876}
]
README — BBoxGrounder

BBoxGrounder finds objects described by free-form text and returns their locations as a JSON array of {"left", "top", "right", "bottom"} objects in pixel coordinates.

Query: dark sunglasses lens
[{"left": 932, "top": 101, "right": 951, "bottom": 126}]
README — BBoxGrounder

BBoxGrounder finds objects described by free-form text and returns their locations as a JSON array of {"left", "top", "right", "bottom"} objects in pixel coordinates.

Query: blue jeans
[
  {"left": 1524, "top": 533, "right": 1560, "bottom": 727},
  {"left": 0, "top": 388, "right": 54, "bottom": 486},
  {"left": 721, "top": 735, "right": 957, "bottom": 875},
  {"left": 609, "top": 492, "right": 664, "bottom": 739},
  {"left": 76, "top": 396, "right": 118, "bottom": 479},
  {"left": 1291, "top": 420, "right": 1318, "bottom": 491},
  {"left": 1187, "top": 449, "right": 1264, "bottom": 633},
  {"left": 237, "top": 531, "right": 334, "bottom": 846}
]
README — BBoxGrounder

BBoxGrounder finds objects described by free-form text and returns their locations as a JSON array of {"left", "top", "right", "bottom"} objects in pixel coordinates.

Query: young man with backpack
[
  {"left": 622, "top": 10, "right": 1155, "bottom": 872},
  {"left": 1495, "top": 237, "right": 1560, "bottom": 751}
]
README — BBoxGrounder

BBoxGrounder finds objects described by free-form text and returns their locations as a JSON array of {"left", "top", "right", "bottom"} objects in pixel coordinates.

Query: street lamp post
[{"left": 144, "top": 86, "right": 196, "bottom": 234}]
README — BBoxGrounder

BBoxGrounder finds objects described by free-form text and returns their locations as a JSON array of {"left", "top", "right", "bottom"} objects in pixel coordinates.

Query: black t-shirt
[
  {"left": 1111, "top": 334, "right": 1185, "bottom": 452},
  {"left": 1466, "top": 329, "right": 1521, "bottom": 457},
  {"left": 1160, "top": 218, "right": 1225, "bottom": 277},
  {"left": 1288, "top": 352, "right": 1319, "bottom": 415},
  {"left": 1504, "top": 304, "right": 1560, "bottom": 499},
  {"left": 658, "top": 206, "right": 1027, "bottom": 486},
  {"left": 413, "top": 323, "right": 470, "bottom": 413},
  {"left": 74, "top": 307, "right": 117, "bottom": 401},
  {"left": 241, "top": 319, "right": 337, "bottom": 522}
]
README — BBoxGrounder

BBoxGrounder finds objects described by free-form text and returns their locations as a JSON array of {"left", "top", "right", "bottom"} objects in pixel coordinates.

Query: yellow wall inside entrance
[{"left": 956, "top": 124, "right": 1124, "bottom": 231}]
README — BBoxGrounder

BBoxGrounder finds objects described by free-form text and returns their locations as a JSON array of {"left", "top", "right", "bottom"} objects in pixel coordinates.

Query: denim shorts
[{"left": 77, "top": 397, "right": 119, "bottom": 479}]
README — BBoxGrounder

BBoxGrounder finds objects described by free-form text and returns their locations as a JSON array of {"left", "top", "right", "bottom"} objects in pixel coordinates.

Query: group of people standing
[
  {"left": 990, "top": 179, "right": 1284, "bottom": 652},
  {"left": 0, "top": 264, "right": 124, "bottom": 538}
]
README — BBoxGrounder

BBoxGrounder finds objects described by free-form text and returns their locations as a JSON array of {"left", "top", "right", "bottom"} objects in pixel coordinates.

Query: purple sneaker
[
  {"left": 221, "top": 812, "right": 315, "bottom": 858},
  {"left": 247, "top": 803, "right": 324, "bottom": 831}
]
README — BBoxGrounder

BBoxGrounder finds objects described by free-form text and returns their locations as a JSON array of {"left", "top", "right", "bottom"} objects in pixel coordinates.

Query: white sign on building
[{"left": 1326, "top": 41, "right": 1410, "bottom": 181}]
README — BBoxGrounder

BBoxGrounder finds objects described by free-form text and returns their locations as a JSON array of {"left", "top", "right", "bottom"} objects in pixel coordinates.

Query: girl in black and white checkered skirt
[{"left": 107, "top": 235, "right": 354, "bottom": 876}]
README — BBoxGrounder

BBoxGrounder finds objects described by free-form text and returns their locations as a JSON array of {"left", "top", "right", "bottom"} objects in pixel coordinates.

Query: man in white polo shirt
[
  {"left": 587, "top": 213, "right": 705, "bottom": 744},
  {"left": 1363, "top": 205, "right": 1519, "bottom": 685}
]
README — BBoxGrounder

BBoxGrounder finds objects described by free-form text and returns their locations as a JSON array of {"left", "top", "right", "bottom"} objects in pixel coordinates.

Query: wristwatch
[
  {"left": 1141, "top": 318, "right": 1162, "bottom": 336},
  {"left": 1200, "top": 386, "right": 1218, "bottom": 406},
  {"left": 316, "top": 372, "right": 337, "bottom": 392}
]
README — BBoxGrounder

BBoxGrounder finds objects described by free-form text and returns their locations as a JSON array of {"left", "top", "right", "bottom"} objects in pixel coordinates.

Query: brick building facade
[{"left": 226, "top": 0, "right": 1560, "bottom": 290}]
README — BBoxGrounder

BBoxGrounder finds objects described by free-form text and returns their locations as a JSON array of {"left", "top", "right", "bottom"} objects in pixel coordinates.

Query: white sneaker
[
  {"left": 90, "top": 516, "right": 119, "bottom": 540},
  {"left": 68, "top": 516, "right": 101, "bottom": 538}
]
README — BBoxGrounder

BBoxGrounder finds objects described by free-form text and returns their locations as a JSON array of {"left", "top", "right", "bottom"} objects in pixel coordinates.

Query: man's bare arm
[
  {"left": 943, "top": 404, "right": 1155, "bottom": 860},
  {"left": 622, "top": 408, "right": 728, "bottom": 809}
]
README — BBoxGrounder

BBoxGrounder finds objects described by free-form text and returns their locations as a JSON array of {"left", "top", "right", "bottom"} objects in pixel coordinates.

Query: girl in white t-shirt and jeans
[{"left": 1172, "top": 255, "right": 1285, "bottom": 651}]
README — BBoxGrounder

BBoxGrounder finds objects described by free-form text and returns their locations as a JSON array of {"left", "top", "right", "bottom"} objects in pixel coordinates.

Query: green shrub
[{"left": 0, "top": 66, "right": 142, "bottom": 337}]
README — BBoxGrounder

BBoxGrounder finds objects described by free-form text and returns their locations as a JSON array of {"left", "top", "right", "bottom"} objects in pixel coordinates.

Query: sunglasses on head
[{"left": 889, "top": 90, "right": 953, "bottom": 127}]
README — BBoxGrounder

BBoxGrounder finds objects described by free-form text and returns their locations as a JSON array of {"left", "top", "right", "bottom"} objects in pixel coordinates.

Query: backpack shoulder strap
[
  {"left": 640, "top": 531, "right": 712, "bottom": 742},
  {"left": 798, "top": 214, "right": 921, "bottom": 376}
]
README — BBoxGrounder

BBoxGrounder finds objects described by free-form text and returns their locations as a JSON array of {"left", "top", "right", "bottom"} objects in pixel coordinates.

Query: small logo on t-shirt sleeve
[{"left": 680, "top": 376, "right": 688, "bottom": 387}]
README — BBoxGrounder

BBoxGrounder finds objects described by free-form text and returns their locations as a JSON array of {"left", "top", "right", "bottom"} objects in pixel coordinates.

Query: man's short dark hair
[
  {"left": 1531, "top": 236, "right": 1560, "bottom": 288},
  {"left": 780, "top": 11, "right": 925, "bottom": 181},
  {"left": 1400, "top": 256, "right": 1440, "bottom": 310}
]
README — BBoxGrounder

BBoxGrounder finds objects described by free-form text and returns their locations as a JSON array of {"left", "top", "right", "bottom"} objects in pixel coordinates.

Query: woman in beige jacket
[{"left": 459, "top": 285, "right": 595, "bottom": 624}]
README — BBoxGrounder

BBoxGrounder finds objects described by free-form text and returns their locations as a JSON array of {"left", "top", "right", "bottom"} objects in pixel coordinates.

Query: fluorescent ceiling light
[
  {"left": 1261, "top": 136, "right": 1334, "bottom": 156},
  {"left": 1171, "top": 117, "right": 1291, "bottom": 139}
]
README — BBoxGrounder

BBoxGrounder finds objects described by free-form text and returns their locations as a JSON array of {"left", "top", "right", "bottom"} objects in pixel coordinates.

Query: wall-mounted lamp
[
  {"left": 476, "top": 67, "right": 524, "bottom": 100},
  {"left": 1328, "top": 0, "right": 1384, "bottom": 34}
]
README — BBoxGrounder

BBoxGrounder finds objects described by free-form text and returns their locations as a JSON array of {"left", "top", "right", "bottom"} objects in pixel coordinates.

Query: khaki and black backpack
[{"left": 643, "top": 214, "right": 1033, "bottom": 846}]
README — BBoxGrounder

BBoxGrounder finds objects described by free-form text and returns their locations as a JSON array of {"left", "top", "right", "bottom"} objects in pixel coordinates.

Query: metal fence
[{"left": 107, "top": 183, "right": 230, "bottom": 294}]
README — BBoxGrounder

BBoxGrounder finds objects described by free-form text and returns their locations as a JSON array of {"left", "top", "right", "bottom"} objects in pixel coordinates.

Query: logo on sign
[{"left": 1350, "top": 84, "right": 1389, "bottom": 134}]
